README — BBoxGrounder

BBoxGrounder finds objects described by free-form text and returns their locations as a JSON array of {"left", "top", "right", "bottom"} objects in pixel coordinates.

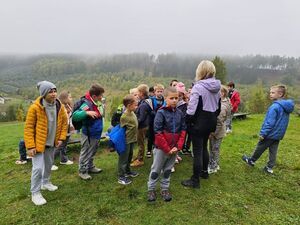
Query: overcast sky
[{"left": 0, "top": 0, "right": 299, "bottom": 57}]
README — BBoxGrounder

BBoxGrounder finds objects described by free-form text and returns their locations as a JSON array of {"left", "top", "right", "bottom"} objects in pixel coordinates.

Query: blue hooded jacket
[{"left": 260, "top": 99, "right": 294, "bottom": 140}]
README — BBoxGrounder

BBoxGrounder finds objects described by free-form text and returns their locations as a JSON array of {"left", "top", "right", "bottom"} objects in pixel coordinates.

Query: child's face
[
  {"left": 92, "top": 94, "right": 103, "bottom": 103},
  {"left": 221, "top": 90, "right": 226, "bottom": 99},
  {"left": 269, "top": 88, "right": 283, "bottom": 101},
  {"left": 149, "top": 91, "right": 155, "bottom": 97},
  {"left": 171, "top": 81, "right": 178, "bottom": 87},
  {"left": 155, "top": 88, "right": 164, "bottom": 98},
  {"left": 44, "top": 89, "right": 57, "bottom": 103},
  {"left": 128, "top": 100, "right": 138, "bottom": 112},
  {"left": 138, "top": 91, "right": 144, "bottom": 100},
  {"left": 165, "top": 92, "right": 178, "bottom": 108}
]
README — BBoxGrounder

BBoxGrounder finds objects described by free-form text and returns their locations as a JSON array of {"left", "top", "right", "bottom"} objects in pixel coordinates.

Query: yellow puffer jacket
[{"left": 24, "top": 96, "right": 68, "bottom": 153}]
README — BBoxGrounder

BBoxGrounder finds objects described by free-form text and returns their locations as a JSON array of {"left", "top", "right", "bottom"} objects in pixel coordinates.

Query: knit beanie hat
[
  {"left": 37, "top": 81, "right": 56, "bottom": 97},
  {"left": 175, "top": 82, "right": 187, "bottom": 94}
]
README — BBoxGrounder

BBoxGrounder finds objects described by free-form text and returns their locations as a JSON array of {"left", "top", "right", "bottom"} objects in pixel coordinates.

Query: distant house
[{"left": 0, "top": 96, "right": 4, "bottom": 104}]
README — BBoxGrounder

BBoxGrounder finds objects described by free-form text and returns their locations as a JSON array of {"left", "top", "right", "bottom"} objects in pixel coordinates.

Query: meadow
[{"left": 0, "top": 115, "right": 299, "bottom": 225}]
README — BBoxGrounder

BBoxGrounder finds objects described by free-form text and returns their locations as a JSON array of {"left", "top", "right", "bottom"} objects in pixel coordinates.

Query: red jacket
[
  {"left": 154, "top": 106, "right": 186, "bottom": 154},
  {"left": 230, "top": 90, "right": 240, "bottom": 113}
]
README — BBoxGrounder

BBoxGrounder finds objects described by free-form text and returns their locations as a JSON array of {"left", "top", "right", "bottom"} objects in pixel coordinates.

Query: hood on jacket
[
  {"left": 275, "top": 99, "right": 294, "bottom": 113},
  {"left": 196, "top": 78, "right": 221, "bottom": 93}
]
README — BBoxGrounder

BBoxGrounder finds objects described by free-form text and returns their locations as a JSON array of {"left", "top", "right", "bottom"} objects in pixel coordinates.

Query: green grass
[{"left": 0, "top": 115, "right": 300, "bottom": 225}]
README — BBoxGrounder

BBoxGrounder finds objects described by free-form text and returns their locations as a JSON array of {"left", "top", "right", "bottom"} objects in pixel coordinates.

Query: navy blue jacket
[
  {"left": 154, "top": 106, "right": 187, "bottom": 153},
  {"left": 136, "top": 98, "right": 152, "bottom": 129},
  {"left": 260, "top": 99, "right": 294, "bottom": 140}
]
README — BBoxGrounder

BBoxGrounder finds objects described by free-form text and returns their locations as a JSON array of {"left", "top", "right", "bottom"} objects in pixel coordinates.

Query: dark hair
[
  {"left": 123, "top": 94, "right": 136, "bottom": 107},
  {"left": 227, "top": 81, "right": 235, "bottom": 88},
  {"left": 89, "top": 84, "right": 104, "bottom": 96},
  {"left": 170, "top": 79, "right": 178, "bottom": 87},
  {"left": 149, "top": 86, "right": 154, "bottom": 92}
]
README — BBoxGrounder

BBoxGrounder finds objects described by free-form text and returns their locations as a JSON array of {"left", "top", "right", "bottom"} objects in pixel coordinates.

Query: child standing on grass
[
  {"left": 52, "top": 91, "right": 74, "bottom": 170},
  {"left": 117, "top": 94, "right": 139, "bottom": 185},
  {"left": 72, "top": 84, "right": 105, "bottom": 180},
  {"left": 131, "top": 84, "right": 152, "bottom": 167},
  {"left": 147, "top": 84, "right": 165, "bottom": 158},
  {"left": 208, "top": 85, "right": 232, "bottom": 174},
  {"left": 242, "top": 85, "right": 294, "bottom": 174},
  {"left": 24, "top": 81, "right": 68, "bottom": 206},
  {"left": 147, "top": 87, "right": 186, "bottom": 202}
]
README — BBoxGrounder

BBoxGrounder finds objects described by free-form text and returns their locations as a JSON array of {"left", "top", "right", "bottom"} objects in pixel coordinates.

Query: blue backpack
[{"left": 108, "top": 125, "right": 126, "bottom": 155}]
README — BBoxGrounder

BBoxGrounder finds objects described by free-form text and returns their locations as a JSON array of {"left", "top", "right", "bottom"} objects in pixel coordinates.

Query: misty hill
[{"left": 0, "top": 53, "right": 299, "bottom": 95}]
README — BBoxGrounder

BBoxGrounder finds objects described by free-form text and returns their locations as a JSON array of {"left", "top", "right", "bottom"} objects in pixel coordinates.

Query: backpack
[
  {"left": 111, "top": 104, "right": 124, "bottom": 127},
  {"left": 108, "top": 124, "right": 126, "bottom": 155},
  {"left": 71, "top": 96, "right": 93, "bottom": 131}
]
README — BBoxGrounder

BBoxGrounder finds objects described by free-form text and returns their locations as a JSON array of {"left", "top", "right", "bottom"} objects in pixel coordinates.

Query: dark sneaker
[
  {"left": 125, "top": 171, "right": 139, "bottom": 178},
  {"left": 182, "top": 147, "right": 192, "bottom": 155},
  {"left": 161, "top": 190, "right": 172, "bottom": 202},
  {"left": 263, "top": 166, "right": 274, "bottom": 174},
  {"left": 88, "top": 167, "right": 103, "bottom": 173},
  {"left": 200, "top": 171, "right": 209, "bottom": 179},
  {"left": 118, "top": 176, "right": 132, "bottom": 185},
  {"left": 181, "top": 179, "right": 200, "bottom": 189},
  {"left": 146, "top": 151, "right": 152, "bottom": 158},
  {"left": 147, "top": 190, "right": 156, "bottom": 202},
  {"left": 242, "top": 155, "right": 255, "bottom": 167}
]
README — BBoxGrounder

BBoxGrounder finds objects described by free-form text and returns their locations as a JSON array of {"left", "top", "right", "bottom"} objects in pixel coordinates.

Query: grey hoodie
[{"left": 187, "top": 78, "right": 221, "bottom": 115}]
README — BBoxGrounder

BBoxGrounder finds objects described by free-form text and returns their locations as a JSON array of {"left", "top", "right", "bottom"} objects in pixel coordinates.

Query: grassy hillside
[{"left": 0, "top": 115, "right": 299, "bottom": 225}]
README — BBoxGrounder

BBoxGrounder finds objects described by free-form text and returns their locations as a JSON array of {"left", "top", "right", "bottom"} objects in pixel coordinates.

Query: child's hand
[
  {"left": 86, "top": 111, "right": 99, "bottom": 119},
  {"left": 169, "top": 147, "right": 178, "bottom": 155},
  {"left": 259, "top": 136, "right": 264, "bottom": 141},
  {"left": 56, "top": 140, "right": 63, "bottom": 148},
  {"left": 27, "top": 149, "right": 36, "bottom": 157}
]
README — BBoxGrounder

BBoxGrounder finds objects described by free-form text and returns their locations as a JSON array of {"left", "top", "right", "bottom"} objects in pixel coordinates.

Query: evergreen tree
[{"left": 212, "top": 56, "right": 227, "bottom": 84}]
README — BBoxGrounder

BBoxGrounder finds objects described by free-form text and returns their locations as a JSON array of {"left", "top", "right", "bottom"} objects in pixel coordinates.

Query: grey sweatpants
[
  {"left": 147, "top": 148, "right": 176, "bottom": 191},
  {"left": 250, "top": 138, "right": 280, "bottom": 169},
  {"left": 31, "top": 147, "right": 55, "bottom": 194},
  {"left": 79, "top": 134, "right": 99, "bottom": 173}
]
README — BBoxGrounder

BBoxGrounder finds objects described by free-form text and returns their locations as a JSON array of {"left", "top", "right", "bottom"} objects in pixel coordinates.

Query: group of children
[{"left": 23, "top": 60, "right": 294, "bottom": 206}]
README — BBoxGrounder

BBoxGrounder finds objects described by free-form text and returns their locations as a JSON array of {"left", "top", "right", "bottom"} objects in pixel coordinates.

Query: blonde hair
[
  {"left": 137, "top": 84, "right": 149, "bottom": 97},
  {"left": 220, "top": 85, "right": 229, "bottom": 96},
  {"left": 271, "top": 84, "right": 287, "bottom": 98},
  {"left": 58, "top": 91, "right": 72, "bottom": 106},
  {"left": 154, "top": 83, "right": 164, "bottom": 91},
  {"left": 195, "top": 60, "right": 216, "bottom": 81},
  {"left": 163, "top": 87, "right": 178, "bottom": 97},
  {"left": 129, "top": 88, "right": 138, "bottom": 95}
]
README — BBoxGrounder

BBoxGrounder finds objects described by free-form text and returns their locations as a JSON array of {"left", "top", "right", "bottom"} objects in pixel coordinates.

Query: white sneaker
[
  {"left": 41, "top": 183, "right": 58, "bottom": 191},
  {"left": 31, "top": 192, "right": 47, "bottom": 206},
  {"left": 60, "top": 160, "right": 73, "bottom": 165},
  {"left": 226, "top": 129, "right": 232, "bottom": 134},
  {"left": 171, "top": 167, "right": 175, "bottom": 173},
  {"left": 208, "top": 168, "right": 217, "bottom": 174},
  {"left": 51, "top": 165, "right": 58, "bottom": 171},
  {"left": 79, "top": 172, "right": 92, "bottom": 180}
]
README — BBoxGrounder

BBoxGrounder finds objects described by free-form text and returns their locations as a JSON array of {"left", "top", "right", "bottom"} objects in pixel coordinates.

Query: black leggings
[{"left": 191, "top": 133, "right": 209, "bottom": 181}]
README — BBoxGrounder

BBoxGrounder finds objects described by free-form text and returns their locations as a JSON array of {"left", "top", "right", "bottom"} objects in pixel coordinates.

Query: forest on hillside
[
  {"left": 0, "top": 53, "right": 299, "bottom": 93},
  {"left": 0, "top": 53, "right": 299, "bottom": 122}
]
